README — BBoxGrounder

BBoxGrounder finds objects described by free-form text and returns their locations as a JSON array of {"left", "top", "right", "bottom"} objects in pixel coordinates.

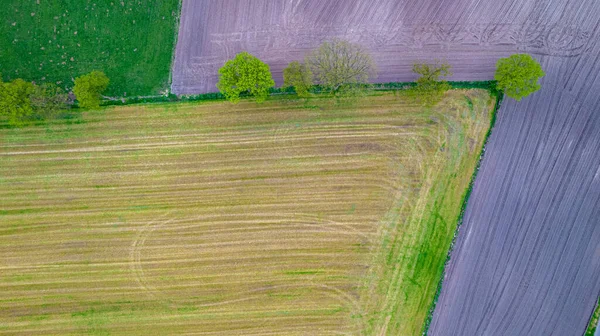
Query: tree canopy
[
  {"left": 494, "top": 54, "right": 544, "bottom": 101},
  {"left": 283, "top": 61, "right": 313, "bottom": 97},
  {"left": 216, "top": 52, "right": 275, "bottom": 103},
  {"left": 306, "top": 39, "right": 376, "bottom": 93},
  {"left": 0, "top": 77, "right": 69, "bottom": 127},
  {"left": 0, "top": 78, "right": 35, "bottom": 126},
  {"left": 73, "top": 71, "right": 110, "bottom": 109},
  {"left": 409, "top": 61, "right": 452, "bottom": 107}
]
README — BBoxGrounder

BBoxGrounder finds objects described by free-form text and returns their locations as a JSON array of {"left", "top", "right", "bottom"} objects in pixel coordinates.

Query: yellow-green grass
[
  {"left": 0, "top": 90, "right": 494, "bottom": 335},
  {"left": 0, "top": 0, "right": 180, "bottom": 96}
]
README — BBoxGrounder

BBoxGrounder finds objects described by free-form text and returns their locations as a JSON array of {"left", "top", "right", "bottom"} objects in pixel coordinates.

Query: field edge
[
  {"left": 420, "top": 90, "right": 504, "bottom": 336},
  {"left": 586, "top": 295, "right": 600, "bottom": 336}
]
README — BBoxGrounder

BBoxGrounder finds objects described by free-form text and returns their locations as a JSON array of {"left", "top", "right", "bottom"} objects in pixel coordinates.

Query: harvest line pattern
[{"left": 0, "top": 91, "right": 493, "bottom": 335}]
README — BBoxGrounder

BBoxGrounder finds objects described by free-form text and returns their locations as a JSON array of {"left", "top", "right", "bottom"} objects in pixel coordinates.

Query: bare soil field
[
  {"left": 428, "top": 0, "right": 600, "bottom": 335},
  {"left": 0, "top": 90, "right": 493, "bottom": 335},
  {"left": 172, "top": 0, "right": 594, "bottom": 94}
]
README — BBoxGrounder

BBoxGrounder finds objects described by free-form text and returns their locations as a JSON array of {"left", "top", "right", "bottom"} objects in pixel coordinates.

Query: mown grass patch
[{"left": 0, "top": 90, "right": 494, "bottom": 335}]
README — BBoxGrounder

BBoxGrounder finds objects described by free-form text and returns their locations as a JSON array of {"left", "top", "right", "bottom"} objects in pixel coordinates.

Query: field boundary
[
  {"left": 92, "top": 80, "right": 499, "bottom": 108},
  {"left": 585, "top": 295, "right": 600, "bottom": 336},
  {"left": 167, "top": 0, "right": 184, "bottom": 95},
  {"left": 421, "top": 86, "right": 504, "bottom": 336}
]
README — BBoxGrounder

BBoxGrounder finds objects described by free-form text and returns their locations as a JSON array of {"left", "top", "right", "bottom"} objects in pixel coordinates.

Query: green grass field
[
  {"left": 0, "top": 91, "right": 495, "bottom": 335},
  {"left": 0, "top": 0, "right": 181, "bottom": 96}
]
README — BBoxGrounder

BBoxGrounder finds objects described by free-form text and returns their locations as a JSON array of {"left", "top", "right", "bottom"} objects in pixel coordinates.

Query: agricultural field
[
  {"left": 0, "top": 90, "right": 494, "bottom": 335},
  {"left": 427, "top": 1, "right": 600, "bottom": 333},
  {"left": 0, "top": 0, "right": 181, "bottom": 96},
  {"left": 171, "top": 0, "right": 593, "bottom": 94}
]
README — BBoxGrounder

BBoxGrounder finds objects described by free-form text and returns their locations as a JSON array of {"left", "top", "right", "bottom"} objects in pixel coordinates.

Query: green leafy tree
[
  {"left": 306, "top": 39, "right": 376, "bottom": 93},
  {"left": 0, "top": 78, "right": 35, "bottom": 127},
  {"left": 409, "top": 61, "right": 452, "bottom": 107},
  {"left": 30, "top": 83, "right": 69, "bottom": 119},
  {"left": 216, "top": 52, "right": 275, "bottom": 103},
  {"left": 283, "top": 61, "right": 313, "bottom": 97},
  {"left": 494, "top": 54, "right": 544, "bottom": 101},
  {"left": 73, "top": 71, "right": 110, "bottom": 109}
]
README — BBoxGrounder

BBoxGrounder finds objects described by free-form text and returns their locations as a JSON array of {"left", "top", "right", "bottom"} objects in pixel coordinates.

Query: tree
[
  {"left": 30, "top": 83, "right": 69, "bottom": 120},
  {"left": 494, "top": 54, "right": 544, "bottom": 101},
  {"left": 409, "top": 61, "right": 452, "bottom": 107},
  {"left": 216, "top": 52, "right": 275, "bottom": 103},
  {"left": 306, "top": 39, "right": 376, "bottom": 93},
  {"left": 283, "top": 61, "right": 313, "bottom": 97},
  {"left": 0, "top": 78, "right": 35, "bottom": 127},
  {"left": 73, "top": 71, "right": 110, "bottom": 109}
]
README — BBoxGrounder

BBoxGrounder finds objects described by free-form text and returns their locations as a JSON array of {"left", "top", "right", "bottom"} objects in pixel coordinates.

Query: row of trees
[
  {"left": 0, "top": 71, "right": 109, "bottom": 126},
  {"left": 2, "top": 42, "right": 544, "bottom": 127},
  {"left": 217, "top": 39, "right": 377, "bottom": 103},
  {"left": 216, "top": 39, "right": 544, "bottom": 104},
  {"left": 0, "top": 78, "right": 69, "bottom": 127}
]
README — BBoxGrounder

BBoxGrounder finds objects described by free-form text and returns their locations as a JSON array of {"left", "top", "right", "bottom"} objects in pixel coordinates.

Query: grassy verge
[
  {"left": 420, "top": 89, "right": 504, "bottom": 335},
  {"left": 357, "top": 89, "right": 497, "bottom": 335},
  {"left": 586, "top": 296, "right": 600, "bottom": 336},
  {"left": 1, "top": 0, "right": 181, "bottom": 96}
]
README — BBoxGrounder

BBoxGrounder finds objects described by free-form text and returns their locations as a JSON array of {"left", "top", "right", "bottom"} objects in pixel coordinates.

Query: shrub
[
  {"left": 283, "top": 61, "right": 313, "bottom": 97},
  {"left": 30, "top": 83, "right": 69, "bottom": 120},
  {"left": 74, "top": 71, "right": 110, "bottom": 109},
  {"left": 409, "top": 61, "right": 452, "bottom": 107},
  {"left": 0, "top": 78, "right": 35, "bottom": 126}
]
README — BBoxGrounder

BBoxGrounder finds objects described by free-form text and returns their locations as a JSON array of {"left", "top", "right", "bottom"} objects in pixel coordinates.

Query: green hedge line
[
  {"left": 100, "top": 92, "right": 225, "bottom": 107},
  {"left": 96, "top": 80, "right": 499, "bottom": 107}
]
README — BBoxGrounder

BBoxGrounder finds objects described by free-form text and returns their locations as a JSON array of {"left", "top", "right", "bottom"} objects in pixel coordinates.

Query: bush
[
  {"left": 74, "top": 71, "right": 110, "bottom": 109},
  {"left": 283, "top": 61, "right": 313, "bottom": 97},
  {"left": 30, "top": 83, "right": 69, "bottom": 120},
  {"left": 408, "top": 61, "right": 452, "bottom": 107},
  {"left": 0, "top": 78, "right": 35, "bottom": 127}
]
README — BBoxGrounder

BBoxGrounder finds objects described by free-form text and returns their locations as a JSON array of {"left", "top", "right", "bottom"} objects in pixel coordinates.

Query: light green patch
[
  {"left": 177, "top": 306, "right": 199, "bottom": 313},
  {"left": 3, "top": 273, "right": 34, "bottom": 282}
]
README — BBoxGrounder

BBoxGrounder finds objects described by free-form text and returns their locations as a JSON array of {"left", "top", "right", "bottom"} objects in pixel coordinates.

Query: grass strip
[
  {"left": 420, "top": 88, "right": 504, "bottom": 335},
  {"left": 586, "top": 295, "right": 600, "bottom": 336}
]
